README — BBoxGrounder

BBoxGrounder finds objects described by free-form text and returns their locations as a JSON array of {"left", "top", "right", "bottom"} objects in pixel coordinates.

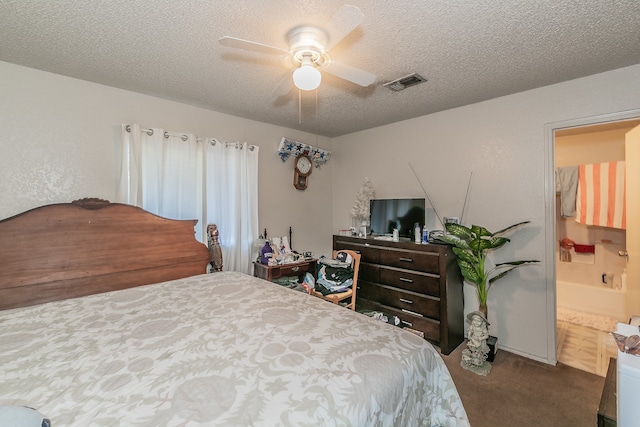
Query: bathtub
[{"left": 556, "top": 280, "right": 626, "bottom": 321}]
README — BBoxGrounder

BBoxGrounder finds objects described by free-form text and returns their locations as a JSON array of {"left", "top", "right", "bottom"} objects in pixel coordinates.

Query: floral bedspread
[{"left": 0, "top": 272, "right": 469, "bottom": 426}]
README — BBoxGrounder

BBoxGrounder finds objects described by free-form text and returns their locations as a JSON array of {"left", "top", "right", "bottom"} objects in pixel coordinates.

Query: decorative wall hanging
[{"left": 278, "top": 137, "right": 331, "bottom": 167}]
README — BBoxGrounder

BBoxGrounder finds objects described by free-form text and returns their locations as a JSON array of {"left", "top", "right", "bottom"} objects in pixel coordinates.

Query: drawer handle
[
  {"left": 402, "top": 308, "right": 423, "bottom": 317},
  {"left": 398, "top": 257, "right": 413, "bottom": 262},
  {"left": 291, "top": 266, "right": 299, "bottom": 272},
  {"left": 401, "top": 320, "right": 413, "bottom": 327},
  {"left": 399, "top": 298, "right": 413, "bottom": 304},
  {"left": 399, "top": 277, "right": 413, "bottom": 283}
]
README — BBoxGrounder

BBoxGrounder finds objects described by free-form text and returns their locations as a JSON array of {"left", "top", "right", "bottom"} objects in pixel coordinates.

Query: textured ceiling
[{"left": 1, "top": 1, "right": 639, "bottom": 137}]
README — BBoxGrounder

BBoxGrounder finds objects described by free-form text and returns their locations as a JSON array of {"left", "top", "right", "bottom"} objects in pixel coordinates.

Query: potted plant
[{"left": 437, "top": 221, "right": 539, "bottom": 361}]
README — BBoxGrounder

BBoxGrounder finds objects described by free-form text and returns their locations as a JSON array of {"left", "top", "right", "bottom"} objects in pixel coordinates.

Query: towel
[
  {"left": 558, "top": 238, "right": 596, "bottom": 262},
  {"left": 573, "top": 244, "right": 595, "bottom": 254},
  {"left": 576, "top": 161, "right": 626, "bottom": 229},
  {"left": 556, "top": 166, "right": 579, "bottom": 217}
]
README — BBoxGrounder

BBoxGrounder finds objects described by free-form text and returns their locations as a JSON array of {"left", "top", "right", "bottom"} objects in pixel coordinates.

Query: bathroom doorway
[{"left": 550, "top": 115, "right": 640, "bottom": 375}]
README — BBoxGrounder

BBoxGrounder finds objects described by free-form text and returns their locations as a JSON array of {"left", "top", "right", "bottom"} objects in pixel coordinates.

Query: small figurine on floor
[{"left": 461, "top": 311, "right": 492, "bottom": 376}]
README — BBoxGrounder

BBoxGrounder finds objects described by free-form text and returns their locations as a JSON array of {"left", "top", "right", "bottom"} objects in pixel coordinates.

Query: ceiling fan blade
[
  {"left": 272, "top": 73, "right": 294, "bottom": 97},
  {"left": 219, "top": 36, "right": 289, "bottom": 56},
  {"left": 324, "top": 4, "right": 365, "bottom": 50},
  {"left": 324, "top": 61, "right": 376, "bottom": 87}
]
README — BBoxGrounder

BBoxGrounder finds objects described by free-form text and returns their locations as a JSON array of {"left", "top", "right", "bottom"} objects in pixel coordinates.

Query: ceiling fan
[{"left": 219, "top": 4, "right": 376, "bottom": 96}]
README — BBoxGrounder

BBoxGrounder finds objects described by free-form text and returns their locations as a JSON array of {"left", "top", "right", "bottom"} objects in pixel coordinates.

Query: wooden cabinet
[
  {"left": 253, "top": 259, "right": 317, "bottom": 282},
  {"left": 333, "top": 235, "right": 464, "bottom": 355}
]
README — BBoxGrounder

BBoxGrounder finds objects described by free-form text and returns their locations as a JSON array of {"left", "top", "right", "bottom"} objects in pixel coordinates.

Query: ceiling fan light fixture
[
  {"left": 293, "top": 63, "right": 321, "bottom": 91},
  {"left": 220, "top": 5, "right": 375, "bottom": 93}
]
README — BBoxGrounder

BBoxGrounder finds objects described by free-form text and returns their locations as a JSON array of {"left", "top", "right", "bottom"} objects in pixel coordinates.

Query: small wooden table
[{"left": 253, "top": 258, "right": 317, "bottom": 283}]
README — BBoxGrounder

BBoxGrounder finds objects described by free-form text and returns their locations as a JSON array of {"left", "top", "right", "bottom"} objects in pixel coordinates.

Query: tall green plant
[{"left": 437, "top": 221, "right": 539, "bottom": 317}]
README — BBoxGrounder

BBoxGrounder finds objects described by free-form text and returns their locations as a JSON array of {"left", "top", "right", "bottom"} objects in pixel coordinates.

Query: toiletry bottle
[
  {"left": 414, "top": 223, "right": 421, "bottom": 244},
  {"left": 392, "top": 228, "right": 399, "bottom": 242},
  {"left": 422, "top": 225, "right": 429, "bottom": 244}
]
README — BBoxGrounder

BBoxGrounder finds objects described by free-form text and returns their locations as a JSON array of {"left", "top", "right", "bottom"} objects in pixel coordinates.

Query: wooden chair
[{"left": 312, "top": 249, "right": 361, "bottom": 310}]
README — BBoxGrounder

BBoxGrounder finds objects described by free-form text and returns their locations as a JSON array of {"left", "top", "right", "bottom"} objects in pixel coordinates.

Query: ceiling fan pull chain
[{"left": 298, "top": 89, "right": 302, "bottom": 124}]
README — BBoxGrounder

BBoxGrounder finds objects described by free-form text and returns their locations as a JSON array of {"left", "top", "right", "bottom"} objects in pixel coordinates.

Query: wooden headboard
[{"left": 0, "top": 198, "right": 213, "bottom": 310}]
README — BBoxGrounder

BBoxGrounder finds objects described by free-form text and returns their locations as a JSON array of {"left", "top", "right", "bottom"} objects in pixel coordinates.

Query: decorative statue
[
  {"left": 461, "top": 311, "right": 492, "bottom": 375},
  {"left": 207, "top": 224, "right": 223, "bottom": 272},
  {"left": 350, "top": 177, "right": 375, "bottom": 236}
]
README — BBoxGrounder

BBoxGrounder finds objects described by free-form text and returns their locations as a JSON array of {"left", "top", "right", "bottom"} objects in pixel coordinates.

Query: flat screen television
[{"left": 369, "top": 198, "right": 426, "bottom": 239}]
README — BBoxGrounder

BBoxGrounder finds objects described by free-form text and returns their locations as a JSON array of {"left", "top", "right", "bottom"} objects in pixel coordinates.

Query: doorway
[
  {"left": 554, "top": 121, "right": 638, "bottom": 376},
  {"left": 544, "top": 109, "right": 640, "bottom": 369}
]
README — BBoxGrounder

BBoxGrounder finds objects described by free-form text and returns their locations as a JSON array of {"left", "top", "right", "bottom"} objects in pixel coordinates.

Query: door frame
[{"left": 544, "top": 108, "right": 640, "bottom": 364}]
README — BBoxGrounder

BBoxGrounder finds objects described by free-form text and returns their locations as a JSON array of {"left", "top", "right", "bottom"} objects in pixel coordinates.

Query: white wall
[
  {"left": 0, "top": 61, "right": 334, "bottom": 259},
  {"left": 3, "top": 58, "right": 640, "bottom": 363},
  {"left": 331, "top": 64, "right": 640, "bottom": 362}
]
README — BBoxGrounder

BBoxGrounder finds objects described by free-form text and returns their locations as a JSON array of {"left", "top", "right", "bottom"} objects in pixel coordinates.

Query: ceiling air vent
[{"left": 382, "top": 73, "right": 428, "bottom": 91}]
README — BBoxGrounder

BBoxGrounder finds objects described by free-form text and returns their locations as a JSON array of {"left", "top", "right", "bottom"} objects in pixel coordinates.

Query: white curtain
[
  {"left": 117, "top": 124, "right": 259, "bottom": 274},
  {"left": 204, "top": 139, "right": 260, "bottom": 273}
]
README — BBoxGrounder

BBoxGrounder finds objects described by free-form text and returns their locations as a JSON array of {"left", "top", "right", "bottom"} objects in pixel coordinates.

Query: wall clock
[{"left": 293, "top": 154, "right": 312, "bottom": 190}]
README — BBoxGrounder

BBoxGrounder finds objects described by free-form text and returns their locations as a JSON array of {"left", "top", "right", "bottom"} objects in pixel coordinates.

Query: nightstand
[{"left": 253, "top": 259, "right": 317, "bottom": 283}]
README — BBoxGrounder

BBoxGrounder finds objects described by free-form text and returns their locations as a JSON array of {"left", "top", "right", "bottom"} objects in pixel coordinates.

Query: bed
[{"left": 0, "top": 199, "right": 469, "bottom": 426}]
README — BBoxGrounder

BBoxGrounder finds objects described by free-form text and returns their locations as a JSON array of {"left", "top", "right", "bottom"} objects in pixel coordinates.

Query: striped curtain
[{"left": 575, "top": 161, "right": 626, "bottom": 229}]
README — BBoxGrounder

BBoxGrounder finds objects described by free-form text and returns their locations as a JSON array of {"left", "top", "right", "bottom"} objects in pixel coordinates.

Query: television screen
[{"left": 369, "top": 198, "right": 426, "bottom": 238}]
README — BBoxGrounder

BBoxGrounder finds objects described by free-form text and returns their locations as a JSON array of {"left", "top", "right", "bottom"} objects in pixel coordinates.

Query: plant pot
[{"left": 487, "top": 335, "right": 498, "bottom": 362}]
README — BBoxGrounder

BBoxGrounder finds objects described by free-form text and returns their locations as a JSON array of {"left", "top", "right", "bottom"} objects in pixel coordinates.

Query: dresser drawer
[
  {"left": 333, "top": 240, "right": 380, "bottom": 264},
  {"left": 359, "top": 263, "right": 379, "bottom": 283},
  {"left": 379, "top": 266, "right": 440, "bottom": 296},
  {"left": 358, "top": 280, "right": 380, "bottom": 301},
  {"left": 358, "top": 298, "right": 440, "bottom": 343},
  {"left": 267, "top": 261, "right": 317, "bottom": 280},
  {"left": 391, "top": 307, "right": 440, "bottom": 343},
  {"left": 379, "top": 248, "right": 440, "bottom": 273},
  {"left": 277, "top": 263, "right": 311, "bottom": 277},
  {"left": 254, "top": 261, "right": 316, "bottom": 281},
  {"left": 368, "top": 283, "right": 440, "bottom": 319}
]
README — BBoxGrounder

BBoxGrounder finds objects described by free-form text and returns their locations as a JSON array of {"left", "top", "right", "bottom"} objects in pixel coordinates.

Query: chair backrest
[{"left": 332, "top": 249, "right": 361, "bottom": 300}]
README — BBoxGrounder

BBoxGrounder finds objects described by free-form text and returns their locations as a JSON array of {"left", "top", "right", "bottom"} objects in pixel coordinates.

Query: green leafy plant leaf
[{"left": 441, "top": 221, "right": 539, "bottom": 312}]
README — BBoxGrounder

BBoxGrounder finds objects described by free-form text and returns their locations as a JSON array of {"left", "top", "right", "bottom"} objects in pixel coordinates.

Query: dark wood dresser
[{"left": 333, "top": 235, "right": 464, "bottom": 354}]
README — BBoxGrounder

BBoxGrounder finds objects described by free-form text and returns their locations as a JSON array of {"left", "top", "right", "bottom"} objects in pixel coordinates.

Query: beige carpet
[{"left": 441, "top": 342, "right": 605, "bottom": 427}]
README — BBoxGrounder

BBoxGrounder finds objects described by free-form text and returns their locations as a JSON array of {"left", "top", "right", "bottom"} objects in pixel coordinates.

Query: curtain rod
[
  {"left": 201, "top": 138, "right": 256, "bottom": 151},
  {"left": 125, "top": 124, "right": 256, "bottom": 150}
]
